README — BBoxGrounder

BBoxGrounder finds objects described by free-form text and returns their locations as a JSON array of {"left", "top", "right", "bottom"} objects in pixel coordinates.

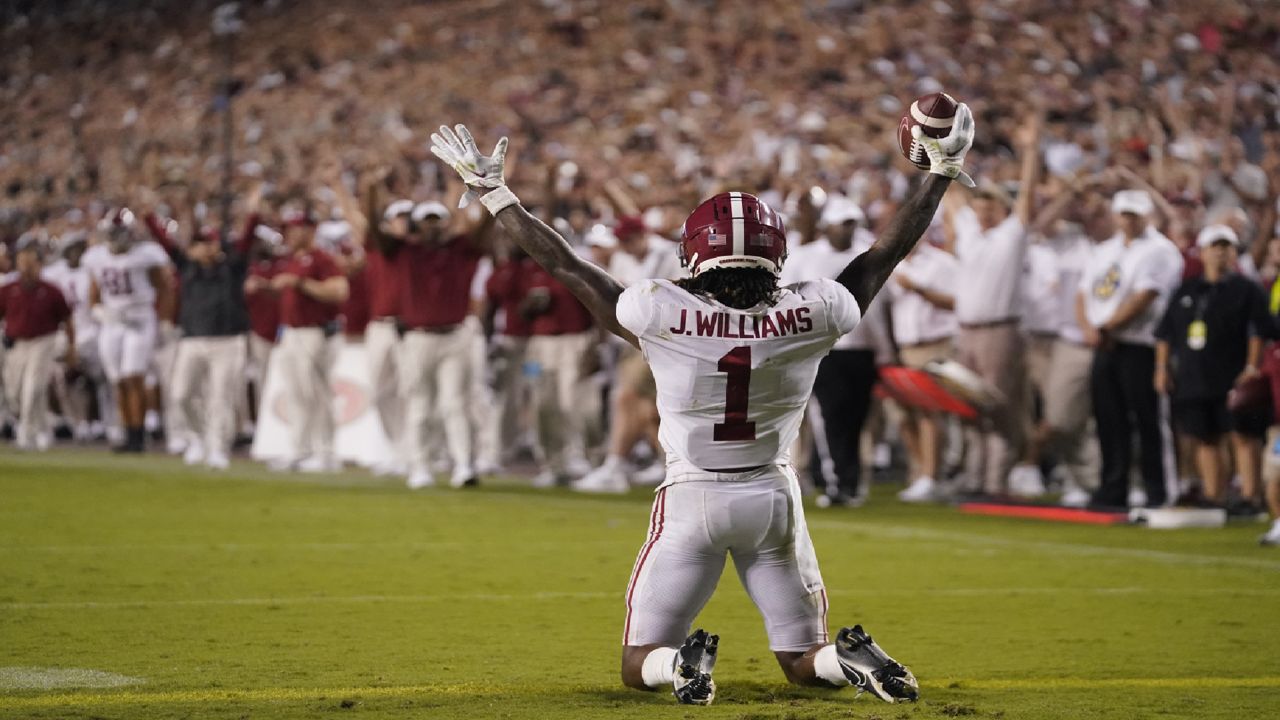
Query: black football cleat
[
  {"left": 672, "top": 628, "right": 718, "bottom": 705},
  {"left": 835, "top": 625, "right": 919, "bottom": 703}
]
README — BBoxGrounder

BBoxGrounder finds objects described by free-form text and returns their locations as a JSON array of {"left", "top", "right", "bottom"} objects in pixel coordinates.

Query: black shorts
[{"left": 1172, "top": 397, "right": 1233, "bottom": 442}]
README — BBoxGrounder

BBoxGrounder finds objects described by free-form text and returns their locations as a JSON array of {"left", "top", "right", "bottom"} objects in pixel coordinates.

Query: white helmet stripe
[
  {"left": 729, "top": 192, "right": 745, "bottom": 256},
  {"left": 909, "top": 101, "right": 955, "bottom": 129}
]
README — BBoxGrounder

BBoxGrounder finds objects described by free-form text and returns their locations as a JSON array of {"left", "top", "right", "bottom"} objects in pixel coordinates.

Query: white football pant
[
  {"left": 98, "top": 312, "right": 157, "bottom": 382},
  {"left": 623, "top": 466, "right": 828, "bottom": 652}
]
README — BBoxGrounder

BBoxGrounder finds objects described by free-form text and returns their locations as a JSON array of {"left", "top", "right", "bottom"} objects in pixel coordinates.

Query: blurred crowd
[{"left": 1, "top": 0, "right": 1279, "bottom": 540}]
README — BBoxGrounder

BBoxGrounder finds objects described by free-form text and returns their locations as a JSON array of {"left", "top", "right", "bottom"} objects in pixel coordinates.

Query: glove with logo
[
  {"left": 429, "top": 124, "right": 518, "bottom": 215},
  {"left": 910, "top": 103, "right": 976, "bottom": 188}
]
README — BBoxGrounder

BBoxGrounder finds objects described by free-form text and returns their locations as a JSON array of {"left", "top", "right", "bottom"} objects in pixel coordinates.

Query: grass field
[{"left": 1, "top": 449, "right": 1278, "bottom": 720}]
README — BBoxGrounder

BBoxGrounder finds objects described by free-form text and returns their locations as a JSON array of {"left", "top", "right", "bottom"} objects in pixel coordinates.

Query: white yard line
[{"left": 5, "top": 585, "right": 1279, "bottom": 611}]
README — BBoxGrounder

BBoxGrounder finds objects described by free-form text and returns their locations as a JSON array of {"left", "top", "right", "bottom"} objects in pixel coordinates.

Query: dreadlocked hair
[{"left": 675, "top": 267, "right": 780, "bottom": 310}]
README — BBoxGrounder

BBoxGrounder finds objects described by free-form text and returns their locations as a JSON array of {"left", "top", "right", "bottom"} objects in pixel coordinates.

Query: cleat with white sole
[
  {"left": 672, "top": 629, "right": 718, "bottom": 705},
  {"left": 834, "top": 625, "right": 918, "bottom": 703}
]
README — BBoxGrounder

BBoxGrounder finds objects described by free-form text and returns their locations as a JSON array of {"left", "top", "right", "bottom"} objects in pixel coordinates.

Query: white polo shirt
[
  {"left": 1077, "top": 226, "right": 1184, "bottom": 347},
  {"left": 780, "top": 229, "right": 889, "bottom": 353},
  {"left": 607, "top": 236, "right": 683, "bottom": 286},
  {"left": 1022, "top": 231, "right": 1095, "bottom": 343},
  {"left": 1022, "top": 242, "right": 1060, "bottom": 336},
  {"left": 887, "top": 242, "right": 959, "bottom": 345},
  {"left": 952, "top": 207, "right": 1028, "bottom": 325}
]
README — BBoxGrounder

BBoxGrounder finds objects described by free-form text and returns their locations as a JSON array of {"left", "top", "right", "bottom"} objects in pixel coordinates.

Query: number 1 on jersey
[{"left": 714, "top": 345, "right": 756, "bottom": 441}]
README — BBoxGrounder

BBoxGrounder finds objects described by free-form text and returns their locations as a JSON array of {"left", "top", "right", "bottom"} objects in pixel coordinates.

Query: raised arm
[
  {"left": 836, "top": 103, "right": 976, "bottom": 312},
  {"left": 430, "top": 125, "right": 635, "bottom": 346}
]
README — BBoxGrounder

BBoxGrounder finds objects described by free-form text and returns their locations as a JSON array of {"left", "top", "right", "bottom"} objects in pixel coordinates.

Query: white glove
[
  {"left": 911, "top": 102, "right": 976, "bottom": 188},
  {"left": 429, "top": 124, "right": 510, "bottom": 210},
  {"left": 91, "top": 304, "right": 118, "bottom": 326}
]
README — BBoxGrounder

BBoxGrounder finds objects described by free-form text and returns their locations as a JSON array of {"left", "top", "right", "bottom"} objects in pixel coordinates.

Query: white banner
[{"left": 250, "top": 340, "right": 392, "bottom": 467}]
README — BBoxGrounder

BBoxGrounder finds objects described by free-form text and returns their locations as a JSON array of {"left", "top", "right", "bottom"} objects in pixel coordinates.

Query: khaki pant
[
  {"left": 955, "top": 324, "right": 1027, "bottom": 494},
  {"left": 171, "top": 335, "right": 246, "bottom": 457},
  {"left": 3, "top": 333, "right": 58, "bottom": 448},
  {"left": 526, "top": 332, "right": 596, "bottom": 474},
  {"left": 492, "top": 335, "right": 529, "bottom": 458},
  {"left": 401, "top": 326, "right": 473, "bottom": 475},
  {"left": 365, "top": 319, "right": 404, "bottom": 460},
  {"left": 463, "top": 317, "right": 500, "bottom": 470},
  {"left": 1045, "top": 338, "right": 1100, "bottom": 491},
  {"left": 276, "top": 327, "right": 335, "bottom": 461},
  {"left": 897, "top": 338, "right": 954, "bottom": 370}
]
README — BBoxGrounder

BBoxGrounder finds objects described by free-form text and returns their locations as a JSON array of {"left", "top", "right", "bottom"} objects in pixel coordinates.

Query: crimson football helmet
[
  {"left": 679, "top": 192, "right": 787, "bottom": 276},
  {"left": 99, "top": 207, "right": 138, "bottom": 253}
]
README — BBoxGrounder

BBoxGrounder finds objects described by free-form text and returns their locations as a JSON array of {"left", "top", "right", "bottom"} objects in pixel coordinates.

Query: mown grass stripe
[{"left": 3, "top": 676, "right": 1278, "bottom": 708}]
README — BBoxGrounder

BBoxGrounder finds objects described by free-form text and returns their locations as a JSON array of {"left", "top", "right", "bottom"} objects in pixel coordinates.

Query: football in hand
[{"left": 897, "top": 92, "right": 959, "bottom": 170}]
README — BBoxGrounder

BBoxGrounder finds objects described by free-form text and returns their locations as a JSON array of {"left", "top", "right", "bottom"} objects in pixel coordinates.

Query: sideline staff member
[
  {"left": 1155, "top": 225, "right": 1273, "bottom": 505},
  {"left": 1077, "top": 189, "right": 1183, "bottom": 508}
]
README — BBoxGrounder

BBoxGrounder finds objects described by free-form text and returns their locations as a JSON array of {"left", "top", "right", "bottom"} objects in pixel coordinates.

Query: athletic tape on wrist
[{"left": 479, "top": 186, "right": 520, "bottom": 216}]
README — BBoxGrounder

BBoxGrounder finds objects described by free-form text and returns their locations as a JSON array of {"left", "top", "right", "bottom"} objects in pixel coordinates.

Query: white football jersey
[
  {"left": 617, "top": 278, "right": 861, "bottom": 475},
  {"left": 42, "top": 260, "right": 98, "bottom": 340},
  {"left": 82, "top": 242, "right": 170, "bottom": 313}
]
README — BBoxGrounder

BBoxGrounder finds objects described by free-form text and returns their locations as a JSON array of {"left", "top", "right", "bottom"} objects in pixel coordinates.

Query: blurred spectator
[
  {"left": 143, "top": 199, "right": 256, "bottom": 471},
  {"left": 396, "top": 207, "right": 485, "bottom": 489},
  {"left": 889, "top": 239, "right": 959, "bottom": 502},
  {"left": 358, "top": 186, "right": 411, "bottom": 476},
  {"left": 1155, "top": 225, "right": 1272, "bottom": 506},
  {"left": 267, "top": 218, "right": 348, "bottom": 473},
  {"left": 944, "top": 114, "right": 1041, "bottom": 497},
  {"left": 1078, "top": 189, "right": 1185, "bottom": 508},
  {"left": 781, "top": 195, "right": 885, "bottom": 506},
  {"left": 0, "top": 238, "right": 74, "bottom": 450},
  {"left": 83, "top": 210, "right": 174, "bottom": 453}
]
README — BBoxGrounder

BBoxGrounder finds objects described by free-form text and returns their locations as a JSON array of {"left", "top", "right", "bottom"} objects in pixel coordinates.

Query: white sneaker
[
  {"left": 571, "top": 464, "right": 630, "bottom": 494},
  {"left": 183, "top": 441, "right": 206, "bottom": 466},
  {"left": 407, "top": 470, "right": 435, "bottom": 489},
  {"left": 298, "top": 455, "right": 340, "bottom": 474},
  {"left": 166, "top": 437, "right": 187, "bottom": 456},
  {"left": 1007, "top": 464, "right": 1046, "bottom": 498},
  {"left": 872, "top": 442, "right": 892, "bottom": 470},
  {"left": 268, "top": 457, "right": 298, "bottom": 472},
  {"left": 450, "top": 465, "right": 478, "bottom": 488},
  {"left": 370, "top": 459, "right": 406, "bottom": 477},
  {"left": 205, "top": 451, "right": 230, "bottom": 471},
  {"left": 564, "top": 456, "right": 594, "bottom": 478},
  {"left": 1060, "top": 487, "right": 1091, "bottom": 508},
  {"left": 1127, "top": 487, "right": 1148, "bottom": 508},
  {"left": 897, "top": 476, "right": 937, "bottom": 503},
  {"left": 34, "top": 432, "right": 52, "bottom": 451},
  {"left": 632, "top": 462, "right": 668, "bottom": 486},
  {"left": 1259, "top": 520, "right": 1280, "bottom": 547},
  {"left": 476, "top": 461, "right": 504, "bottom": 477},
  {"left": 531, "top": 470, "right": 564, "bottom": 489}
]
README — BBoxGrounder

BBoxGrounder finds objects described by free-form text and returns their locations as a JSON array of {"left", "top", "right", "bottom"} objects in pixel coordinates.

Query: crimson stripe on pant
[{"left": 623, "top": 488, "right": 668, "bottom": 645}]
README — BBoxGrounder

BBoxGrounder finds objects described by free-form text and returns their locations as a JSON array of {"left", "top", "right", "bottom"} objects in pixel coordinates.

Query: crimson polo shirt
[
  {"left": 246, "top": 257, "right": 283, "bottom": 342},
  {"left": 523, "top": 263, "right": 593, "bottom": 336},
  {"left": 0, "top": 278, "right": 71, "bottom": 339},
  {"left": 365, "top": 244, "right": 407, "bottom": 319},
  {"left": 399, "top": 236, "right": 481, "bottom": 330},
  {"left": 279, "top": 249, "right": 343, "bottom": 328},
  {"left": 486, "top": 259, "right": 533, "bottom": 337}
]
